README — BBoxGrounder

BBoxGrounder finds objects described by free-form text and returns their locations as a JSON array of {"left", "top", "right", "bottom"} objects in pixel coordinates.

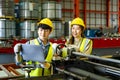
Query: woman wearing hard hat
[
  {"left": 14, "top": 18, "right": 54, "bottom": 77},
  {"left": 67, "top": 17, "right": 93, "bottom": 54}
]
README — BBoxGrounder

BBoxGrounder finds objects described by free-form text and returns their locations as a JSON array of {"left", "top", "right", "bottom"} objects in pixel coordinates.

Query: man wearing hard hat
[{"left": 14, "top": 18, "right": 54, "bottom": 77}]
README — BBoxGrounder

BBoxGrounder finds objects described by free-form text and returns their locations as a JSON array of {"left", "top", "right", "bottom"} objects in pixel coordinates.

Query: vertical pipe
[
  {"left": 73, "top": 0, "right": 80, "bottom": 18},
  {"left": 118, "top": 0, "right": 120, "bottom": 33},
  {"left": 56, "top": 0, "right": 61, "bottom": 2},
  {"left": 14, "top": 0, "right": 19, "bottom": 3},
  {"left": 84, "top": 0, "right": 86, "bottom": 25},
  {"left": 106, "top": 0, "right": 110, "bottom": 27}
]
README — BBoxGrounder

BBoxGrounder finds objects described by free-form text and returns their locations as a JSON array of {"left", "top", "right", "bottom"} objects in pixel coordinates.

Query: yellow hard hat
[
  {"left": 37, "top": 18, "right": 54, "bottom": 31},
  {"left": 71, "top": 17, "right": 85, "bottom": 29}
]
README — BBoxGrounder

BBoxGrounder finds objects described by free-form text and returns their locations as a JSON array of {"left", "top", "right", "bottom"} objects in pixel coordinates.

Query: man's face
[{"left": 38, "top": 28, "right": 51, "bottom": 41}]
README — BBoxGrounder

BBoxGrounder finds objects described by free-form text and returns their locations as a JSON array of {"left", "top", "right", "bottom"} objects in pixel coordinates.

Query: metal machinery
[
  {"left": 52, "top": 44, "right": 120, "bottom": 80},
  {"left": 1, "top": 43, "right": 119, "bottom": 80}
]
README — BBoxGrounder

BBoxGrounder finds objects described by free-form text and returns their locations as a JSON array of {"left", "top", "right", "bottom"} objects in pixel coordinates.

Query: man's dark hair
[{"left": 38, "top": 24, "right": 52, "bottom": 31}]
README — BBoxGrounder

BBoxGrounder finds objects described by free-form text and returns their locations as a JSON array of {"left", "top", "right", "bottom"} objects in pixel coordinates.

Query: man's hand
[
  {"left": 14, "top": 43, "right": 22, "bottom": 54},
  {"left": 40, "top": 62, "right": 51, "bottom": 69}
]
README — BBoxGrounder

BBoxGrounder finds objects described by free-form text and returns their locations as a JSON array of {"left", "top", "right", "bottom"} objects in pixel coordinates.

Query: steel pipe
[
  {"left": 85, "top": 61, "right": 120, "bottom": 71},
  {"left": 66, "top": 67, "right": 111, "bottom": 80},
  {"left": 85, "top": 61, "right": 120, "bottom": 77},
  {"left": 55, "top": 67, "right": 86, "bottom": 80},
  {"left": 72, "top": 52, "right": 120, "bottom": 64}
]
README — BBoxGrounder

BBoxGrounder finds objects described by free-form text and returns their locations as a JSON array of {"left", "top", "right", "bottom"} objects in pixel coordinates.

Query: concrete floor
[{"left": 0, "top": 53, "right": 15, "bottom": 64}]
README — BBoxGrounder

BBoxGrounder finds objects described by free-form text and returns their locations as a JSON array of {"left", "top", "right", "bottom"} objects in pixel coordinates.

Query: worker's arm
[{"left": 14, "top": 43, "right": 23, "bottom": 65}]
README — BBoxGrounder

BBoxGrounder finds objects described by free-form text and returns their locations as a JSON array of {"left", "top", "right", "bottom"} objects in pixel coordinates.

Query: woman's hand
[{"left": 67, "top": 45, "right": 80, "bottom": 52}]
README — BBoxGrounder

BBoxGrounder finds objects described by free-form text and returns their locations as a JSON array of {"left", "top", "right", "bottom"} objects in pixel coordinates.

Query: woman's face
[
  {"left": 38, "top": 28, "right": 51, "bottom": 41},
  {"left": 71, "top": 25, "right": 82, "bottom": 38}
]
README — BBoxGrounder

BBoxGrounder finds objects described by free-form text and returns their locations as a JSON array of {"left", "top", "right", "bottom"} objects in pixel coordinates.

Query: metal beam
[
  {"left": 73, "top": 0, "right": 80, "bottom": 18},
  {"left": 106, "top": 0, "right": 110, "bottom": 27}
]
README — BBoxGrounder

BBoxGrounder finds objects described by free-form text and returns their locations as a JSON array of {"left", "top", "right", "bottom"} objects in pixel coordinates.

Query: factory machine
[
  {"left": 1, "top": 43, "right": 119, "bottom": 80},
  {"left": 52, "top": 44, "right": 120, "bottom": 80}
]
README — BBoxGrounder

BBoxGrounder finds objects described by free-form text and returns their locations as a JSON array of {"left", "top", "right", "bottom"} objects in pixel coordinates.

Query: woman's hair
[
  {"left": 38, "top": 24, "right": 52, "bottom": 31},
  {"left": 67, "top": 25, "right": 85, "bottom": 44}
]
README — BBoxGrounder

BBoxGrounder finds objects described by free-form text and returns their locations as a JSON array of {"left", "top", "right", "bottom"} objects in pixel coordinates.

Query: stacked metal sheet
[
  {"left": 19, "top": 0, "right": 39, "bottom": 19},
  {"left": 0, "top": 0, "right": 14, "bottom": 17}
]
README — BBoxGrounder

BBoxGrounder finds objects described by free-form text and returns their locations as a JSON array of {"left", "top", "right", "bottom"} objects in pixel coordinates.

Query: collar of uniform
[{"left": 37, "top": 37, "right": 50, "bottom": 47}]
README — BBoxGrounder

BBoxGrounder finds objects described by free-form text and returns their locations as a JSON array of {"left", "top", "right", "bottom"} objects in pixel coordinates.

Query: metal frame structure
[{"left": 0, "top": 0, "right": 120, "bottom": 53}]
